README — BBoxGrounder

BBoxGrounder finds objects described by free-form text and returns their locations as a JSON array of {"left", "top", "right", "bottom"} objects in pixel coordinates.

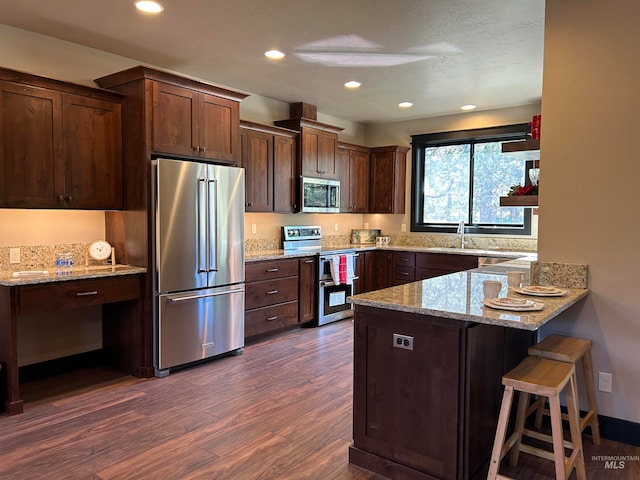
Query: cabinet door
[
  {"left": 152, "top": 82, "right": 199, "bottom": 157},
  {"left": 364, "top": 250, "right": 393, "bottom": 292},
  {"left": 353, "top": 252, "right": 365, "bottom": 294},
  {"left": 353, "top": 308, "right": 461, "bottom": 480},
  {"left": 0, "top": 82, "right": 63, "bottom": 207},
  {"left": 318, "top": 129, "right": 338, "bottom": 178},
  {"left": 298, "top": 256, "right": 316, "bottom": 323},
  {"left": 199, "top": 93, "right": 240, "bottom": 163},
  {"left": 350, "top": 150, "right": 370, "bottom": 212},
  {"left": 243, "top": 128, "right": 273, "bottom": 212},
  {"left": 273, "top": 135, "right": 296, "bottom": 213},
  {"left": 61, "top": 94, "right": 123, "bottom": 209},
  {"left": 300, "top": 126, "right": 338, "bottom": 178},
  {"left": 369, "top": 151, "right": 395, "bottom": 213},
  {"left": 336, "top": 147, "right": 351, "bottom": 212}
]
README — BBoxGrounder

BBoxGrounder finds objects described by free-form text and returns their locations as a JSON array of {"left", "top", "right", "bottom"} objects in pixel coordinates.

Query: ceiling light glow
[
  {"left": 398, "top": 102, "right": 413, "bottom": 108},
  {"left": 134, "top": 1, "right": 164, "bottom": 13},
  {"left": 461, "top": 104, "right": 477, "bottom": 111},
  {"left": 265, "top": 50, "right": 286, "bottom": 60},
  {"left": 344, "top": 81, "right": 361, "bottom": 89}
]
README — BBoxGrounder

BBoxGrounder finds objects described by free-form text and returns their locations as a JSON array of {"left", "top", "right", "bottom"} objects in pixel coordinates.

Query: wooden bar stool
[
  {"left": 528, "top": 335, "right": 601, "bottom": 445},
  {"left": 488, "top": 356, "right": 586, "bottom": 480}
]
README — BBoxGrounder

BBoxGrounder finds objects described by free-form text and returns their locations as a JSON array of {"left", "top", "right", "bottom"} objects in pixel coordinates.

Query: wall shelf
[
  {"left": 499, "top": 195, "right": 538, "bottom": 207},
  {"left": 501, "top": 139, "right": 540, "bottom": 160}
]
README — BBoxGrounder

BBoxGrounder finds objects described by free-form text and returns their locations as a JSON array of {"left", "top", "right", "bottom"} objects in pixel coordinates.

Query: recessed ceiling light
[
  {"left": 461, "top": 104, "right": 477, "bottom": 111},
  {"left": 265, "top": 50, "right": 286, "bottom": 60},
  {"left": 344, "top": 81, "right": 361, "bottom": 89},
  {"left": 134, "top": 1, "right": 164, "bottom": 13},
  {"left": 398, "top": 102, "right": 413, "bottom": 108}
]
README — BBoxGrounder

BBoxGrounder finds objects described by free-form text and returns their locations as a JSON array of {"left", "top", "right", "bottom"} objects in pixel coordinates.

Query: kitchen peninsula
[{"left": 347, "top": 262, "right": 588, "bottom": 480}]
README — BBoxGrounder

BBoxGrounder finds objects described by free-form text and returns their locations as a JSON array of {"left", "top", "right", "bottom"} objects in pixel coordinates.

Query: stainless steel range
[{"left": 282, "top": 226, "right": 358, "bottom": 326}]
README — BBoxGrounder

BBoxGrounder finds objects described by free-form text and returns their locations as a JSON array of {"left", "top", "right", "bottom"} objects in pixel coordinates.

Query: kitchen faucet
[{"left": 457, "top": 220, "right": 467, "bottom": 249}]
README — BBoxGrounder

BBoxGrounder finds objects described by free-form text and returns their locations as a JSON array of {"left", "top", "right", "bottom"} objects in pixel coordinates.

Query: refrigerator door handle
[
  {"left": 208, "top": 178, "right": 218, "bottom": 272},
  {"left": 165, "top": 286, "right": 244, "bottom": 303},
  {"left": 197, "top": 178, "right": 208, "bottom": 273}
]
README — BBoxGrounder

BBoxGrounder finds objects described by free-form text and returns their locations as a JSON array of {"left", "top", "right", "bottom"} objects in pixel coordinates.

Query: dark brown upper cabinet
[
  {"left": 274, "top": 118, "right": 343, "bottom": 180},
  {"left": 96, "top": 66, "right": 247, "bottom": 165},
  {"left": 337, "top": 142, "right": 370, "bottom": 213},
  {"left": 240, "top": 121, "right": 297, "bottom": 213},
  {"left": 369, "top": 145, "right": 409, "bottom": 214},
  {"left": 0, "top": 68, "right": 123, "bottom": 209}
]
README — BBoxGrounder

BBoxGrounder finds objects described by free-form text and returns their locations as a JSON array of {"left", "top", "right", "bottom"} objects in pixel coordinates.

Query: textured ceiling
[{"left": 0, "top": 0, "right": 545, "bottom": 124}]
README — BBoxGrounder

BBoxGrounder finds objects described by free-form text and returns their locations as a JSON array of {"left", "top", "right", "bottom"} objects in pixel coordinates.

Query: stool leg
[
  {"left": 566, "top": 373, "right": 587, "bottom": 480},
  {"left": 548, "top": 393, "right": 568, "bottom": 480},
  {"left": 509, "top": 391, "right": 530, "bottom": 467},
  {"left": 488, "top": 385, "right": 515, "bottom": 480},
  {"left": 581, "top": 350, "right": 602, "bottom": 444},
  {"left": 534, "top": 394, "right": 545, "bottom": 429}
]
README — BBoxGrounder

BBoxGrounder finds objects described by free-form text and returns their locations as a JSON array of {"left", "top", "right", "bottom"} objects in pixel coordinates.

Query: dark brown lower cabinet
[
  {"left": 298, "top": 256, "right": 316, "bottom": 323},
  {"left": 350, "top": 305, "right": 534, "bottom": 480}
]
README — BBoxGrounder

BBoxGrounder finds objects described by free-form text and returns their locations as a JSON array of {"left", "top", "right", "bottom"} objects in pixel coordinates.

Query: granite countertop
[
  {"left": 0, "top": 264, "right": 147, "bottom": 286},
  {"left": 348, "top": 260, "right": 588, "bottom": 331},
  {"left": 245, "top": 245, "right": 536, "bottom": 262}
]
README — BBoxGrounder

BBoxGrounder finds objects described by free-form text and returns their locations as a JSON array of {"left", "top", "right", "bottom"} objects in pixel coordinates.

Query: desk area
[{"left": 0, "top": 265, "right": 146, "bottom": 415}]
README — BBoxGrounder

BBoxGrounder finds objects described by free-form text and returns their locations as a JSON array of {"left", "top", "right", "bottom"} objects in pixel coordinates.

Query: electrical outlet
[
  {"left": 9, "top": 248, "right": 20, "bottom": 264},
  {"left": 401, "top": 223, "right": 407, "bottom": 232},
  {"left": 334, "top": 222, "right": 339, "bottom": 232},
  {"left": 364, "top": 222, "right": 369, "bottom": 229},
  {"left": 598, "top": 371, "right": 612, "bottom": 392},
  {"left": 392, "top": 333, "right": 414, "bottom": 351},
  {"left": 251, "top": 224, "right": 257, "bottom": 235}
]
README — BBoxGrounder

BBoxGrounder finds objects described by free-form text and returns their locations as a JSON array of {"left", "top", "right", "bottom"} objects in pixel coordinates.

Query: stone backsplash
[
  {"left": 0, "top": 243, "right": 111, "bottom": 272},
  {"left": 530, "top": 261, "right": 588, "bottom": 289},
  {"left": 245, "top": 233, "right": 538, "bottom": 253}
]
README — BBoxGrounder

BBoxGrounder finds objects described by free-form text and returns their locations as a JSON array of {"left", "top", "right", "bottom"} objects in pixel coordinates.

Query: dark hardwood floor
[{"left": 1, "top": 319, "right": 638, "bottom": 479}]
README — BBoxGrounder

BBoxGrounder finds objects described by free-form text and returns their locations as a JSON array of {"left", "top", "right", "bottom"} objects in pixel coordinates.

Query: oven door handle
[{"left": 319, "top": 280, "right": 336, "bottom": 287}]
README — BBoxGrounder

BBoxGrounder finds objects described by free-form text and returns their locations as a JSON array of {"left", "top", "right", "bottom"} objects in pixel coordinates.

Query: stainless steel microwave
[{"left": 300, "top": 177, "right": 340, "bottom": 213}]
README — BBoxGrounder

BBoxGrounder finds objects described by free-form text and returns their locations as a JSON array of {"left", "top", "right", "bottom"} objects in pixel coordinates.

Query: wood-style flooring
[{"left": 1, "top": 319, "right": 638, "bottom": 479}]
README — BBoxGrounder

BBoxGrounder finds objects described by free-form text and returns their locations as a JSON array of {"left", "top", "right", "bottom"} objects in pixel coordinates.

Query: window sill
[{"left": 499, "top": 195, "right": 538, "bottom": 207}]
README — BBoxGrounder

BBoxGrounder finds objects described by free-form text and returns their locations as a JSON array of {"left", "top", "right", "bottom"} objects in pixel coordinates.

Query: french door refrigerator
[{"left": 152, "top": 158, "right": 245, "bottom": 376}]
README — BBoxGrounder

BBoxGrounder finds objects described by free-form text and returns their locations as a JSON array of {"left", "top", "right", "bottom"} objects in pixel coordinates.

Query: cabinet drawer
[
  {"left": 245, "top": 259, "right": 299, "bottom": 282},
  {"left": 245, "top": 300, "right": 299, "bottom": 338},
  {"left": 393, "top": 251, "right": 416, "bottom": 267},
  {"left": 416, "top": 253, "right": 478, "bottom": 271},
  {"left": 393, "top": 266, "right": 415, "bottom": 285},
  {"left": 16, "top": 275, "right": 142, "bottom": 315},
  {"left": 245, "top": 276, "right": 298, "bottom": 310}
]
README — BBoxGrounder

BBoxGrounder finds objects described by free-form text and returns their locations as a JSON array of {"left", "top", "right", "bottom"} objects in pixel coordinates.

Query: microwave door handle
[
  {"left": 208, "top": 179, "right": 218, "bottom": 272},
  {"left": 197, "top": 178, "right": 208, "bottom": 273}
]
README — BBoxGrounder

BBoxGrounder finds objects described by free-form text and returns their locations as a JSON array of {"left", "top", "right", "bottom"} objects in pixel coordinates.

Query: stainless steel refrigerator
[{"left": 152, "top": 158, "right": 245, "bottom": 376}]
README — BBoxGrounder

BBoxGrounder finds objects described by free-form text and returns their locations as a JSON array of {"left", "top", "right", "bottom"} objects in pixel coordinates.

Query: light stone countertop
[
  {"left": 348, "top": 261, "right": 588, "bottom": 331},
  {"left": 245, "top": 244, "right": 536, "bottom": 263},
  {"left": 0, "top": 264, "right": 146, "bottom": 286}
]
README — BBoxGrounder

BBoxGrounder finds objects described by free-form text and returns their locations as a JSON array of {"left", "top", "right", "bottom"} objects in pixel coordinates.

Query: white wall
[{"left": 536, "top": 0, "right": 640, "bottom": 423}]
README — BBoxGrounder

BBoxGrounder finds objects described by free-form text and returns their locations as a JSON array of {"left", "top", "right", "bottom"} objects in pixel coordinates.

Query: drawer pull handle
[
  {"left": 304, "top": 259, "right": 314, "bottom": 264},
  {"left": 266, "top": 316, "right": 278, "bottom": 321},
  {"left": 76, "top": 291, "right": 98, "bottom": 296},
  {"left": 266, "top": 290, "right": 278, "bottom": 295},
  {"left": 266, "top": 268, "right": 279, "bottom": 272},
  {"left": 400, "top": 272, "right": 409, "bottom": 276}
]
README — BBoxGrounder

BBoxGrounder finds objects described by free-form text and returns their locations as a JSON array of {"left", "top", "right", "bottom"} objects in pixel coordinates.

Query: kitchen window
[{"left": 411, "top": 123, "right": 533, "bottom": 235}]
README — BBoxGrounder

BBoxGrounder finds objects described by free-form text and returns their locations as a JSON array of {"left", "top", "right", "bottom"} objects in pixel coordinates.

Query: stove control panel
[{"left": 282, "top": 225, "right": 322, "bottom": 241}]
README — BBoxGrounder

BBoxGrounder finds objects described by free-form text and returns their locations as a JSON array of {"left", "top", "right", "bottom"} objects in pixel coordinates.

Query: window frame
[{"left": 410, "top": 123, "right": 533, "bottom": 235}]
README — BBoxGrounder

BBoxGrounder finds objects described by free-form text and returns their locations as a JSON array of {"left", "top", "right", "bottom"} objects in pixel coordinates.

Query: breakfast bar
[{"left": 347, "top": 261, "right": 589, "bottom": 480}]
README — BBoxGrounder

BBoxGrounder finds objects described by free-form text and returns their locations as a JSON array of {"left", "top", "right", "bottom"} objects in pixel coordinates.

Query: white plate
[
  {"left": 489, "top": 297, "right": 535, "bottom": 307},
  {"left": 483, "top": 299, "right": 544, "bottom": 311},
  {"left": 515, "top": 285, "right": 568, "bottom": 297}
]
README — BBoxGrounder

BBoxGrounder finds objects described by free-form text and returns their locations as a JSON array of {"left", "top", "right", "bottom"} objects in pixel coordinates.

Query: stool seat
[
  {"left": 528, "top": 335, "right": 591, "bottom": 363},
  {"left": 528, "top": 334, "right": 601, "bottom": 445},
  {"left": 488, "top": 355, "right": 586, "bottom": 480}
]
